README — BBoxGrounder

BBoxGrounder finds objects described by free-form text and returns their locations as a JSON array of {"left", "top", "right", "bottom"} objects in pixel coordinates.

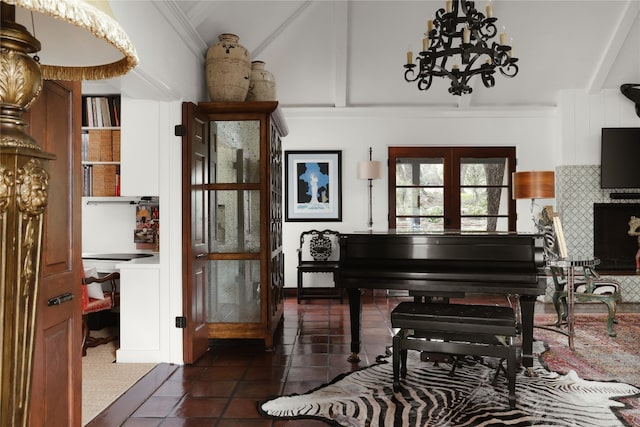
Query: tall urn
[
  {"left": 246, "top": 61, "right": 277, "bottom": 101},
  {"left": 206, "top": 33, "right": 251, "bottom": 101}
]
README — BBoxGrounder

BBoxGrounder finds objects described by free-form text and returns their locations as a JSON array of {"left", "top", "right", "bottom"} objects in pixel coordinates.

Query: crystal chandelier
[{"left": 404, "top": 0, "right": 518, "bottom": 96}]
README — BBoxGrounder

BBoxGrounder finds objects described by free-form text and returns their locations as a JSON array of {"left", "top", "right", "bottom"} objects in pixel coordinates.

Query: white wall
[
  {"left": 280, "top": 106, "right": 562, "bottom": 287},
  {"left": 560, "top": 88, "right": 640, "bottom": 165}
]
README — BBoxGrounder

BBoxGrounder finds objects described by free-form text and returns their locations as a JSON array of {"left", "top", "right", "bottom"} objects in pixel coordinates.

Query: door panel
[
  {"left": 27, "top": 80, "right": 82, "bottom": 426},
  {"left": 181, "top": 102, "right": 210, "bottom": 364}
]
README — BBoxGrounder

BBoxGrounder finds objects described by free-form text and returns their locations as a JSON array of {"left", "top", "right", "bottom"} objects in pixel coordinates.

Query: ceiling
[
  {"left": 167, "top": 0, "right": 640, "bottom": 110},
  {"left": 85, "top": 1, "right": 637, "bottom": 110}
]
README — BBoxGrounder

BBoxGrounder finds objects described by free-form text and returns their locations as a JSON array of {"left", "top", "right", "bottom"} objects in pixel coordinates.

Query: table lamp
[
  {"left": 1, "top": 1, "right": 137, "bottom": 424},
  {"left": 512, "top": 170, "right": 555, "bottom": 230}
]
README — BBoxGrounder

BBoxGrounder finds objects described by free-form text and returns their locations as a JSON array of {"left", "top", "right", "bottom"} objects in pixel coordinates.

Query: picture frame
[{"left": 285, "top": 150, "right": 342, "bottom": 222}]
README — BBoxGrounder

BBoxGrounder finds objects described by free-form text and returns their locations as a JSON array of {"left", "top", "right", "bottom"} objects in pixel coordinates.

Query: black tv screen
[{"left": 601, "top": 128, "right": 640, "bottom": 189}]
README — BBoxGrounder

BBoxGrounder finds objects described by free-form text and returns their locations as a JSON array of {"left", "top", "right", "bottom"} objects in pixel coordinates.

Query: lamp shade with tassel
[
  {"left": 512, "top": 171, "right": 555, "bottom": 200},
  {"left": 7, "top": 0, "right": 139, "bottom": 81}
]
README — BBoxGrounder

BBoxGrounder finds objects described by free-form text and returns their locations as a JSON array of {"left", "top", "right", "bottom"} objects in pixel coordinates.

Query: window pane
[
  {"left": 396, "top": 217, "right": 444, "bottom": 232},
  {"left": 460, "top": 157, "right": 510, "bottom": 232},
  {"left": 208, "top": 260, "right": 261, "bottom": 323},
  {"left": 210, "top": 190, "right": 260, "bottom": 252},
  {"left": 460, "top": 157, "right": 508, "bottom": 186},
  {"left": 461, "top": 187, "right": 510, "bottom": 216},
  {"left": 396, "top": 188, "right": 443, "bottom": 216},
  {"left": 212, "top": 120, "right": 261, "bottom": 183},
  {"left": 461, "top": 216, "right": 510, "bottom": 232},
  {"left": 461, "top": 217, "right": 487, "bottom": 231},
  {"left": 461, "top": 187, "right": 488, "bottom": 215},
  {"left": 396, "top": 158, "right": 443, "bottom": 186}
]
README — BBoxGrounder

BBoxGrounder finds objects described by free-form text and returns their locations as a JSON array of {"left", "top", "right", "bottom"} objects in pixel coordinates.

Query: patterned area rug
[
  {"left": 534, "top": 312, "right": 640, "bottom": 426},
  {"left": 260, "top": 314, "right": 640, "bottom": 427},
  {"left": 534, "top": 313, "right": 640, "bottom": 387}
]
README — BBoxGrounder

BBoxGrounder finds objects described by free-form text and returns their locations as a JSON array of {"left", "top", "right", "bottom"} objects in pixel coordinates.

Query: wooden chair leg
[{"left": 82, "top": 314, "right": 89, "bottom": 357}]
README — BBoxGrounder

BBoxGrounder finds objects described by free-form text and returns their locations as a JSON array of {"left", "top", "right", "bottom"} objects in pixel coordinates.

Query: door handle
[
  {"left": 196, "top": 253, "right": 207, "bottom": 259},
  {"left": 48, "top": 292, "right": 74, "bottom": 306}
]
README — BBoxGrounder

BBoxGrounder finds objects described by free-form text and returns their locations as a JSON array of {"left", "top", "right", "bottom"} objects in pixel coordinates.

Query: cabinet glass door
[{"left": 207, "top": 120, "right": 262, "bottom": 323}]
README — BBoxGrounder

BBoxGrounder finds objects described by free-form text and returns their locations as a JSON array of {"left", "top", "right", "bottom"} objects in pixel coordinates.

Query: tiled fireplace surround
[{"left": 553, "top": 165, "right": 640, "bottom": 302}]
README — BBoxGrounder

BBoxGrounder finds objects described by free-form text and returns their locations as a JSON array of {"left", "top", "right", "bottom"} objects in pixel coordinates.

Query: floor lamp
[
  {"left": 0, "top": 1, "right": 137, "bottom": 425},
  {"left": 512, "top": 170, "right": 555, "bottom": 231},
  {"left": 357, "top": 147, "right": 382, "bottom": 229}
]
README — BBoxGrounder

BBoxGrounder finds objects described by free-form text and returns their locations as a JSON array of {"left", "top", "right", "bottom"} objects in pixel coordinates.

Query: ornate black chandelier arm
[{"left": 403, "top": 0, "right": 519, "bottom": 95}]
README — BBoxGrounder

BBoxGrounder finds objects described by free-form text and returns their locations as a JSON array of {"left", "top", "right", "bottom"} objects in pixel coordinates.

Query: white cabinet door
[
  {"left": 116, "top": 261, "right": 163, "bottom": 363},
  {"left": 120, "top": 97, "right": 159, "bottom": 196}
]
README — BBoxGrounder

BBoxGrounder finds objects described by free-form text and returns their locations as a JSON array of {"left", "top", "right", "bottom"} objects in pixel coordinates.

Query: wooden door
[
  {"left": 27, "top": 80, "right": 83, "bottom": 426},
  {"left": 181, "top": 102, "right": 210, "bottom": 363},
  {"left": 388, "top": 146, "right": 516, "bottom": 232}
]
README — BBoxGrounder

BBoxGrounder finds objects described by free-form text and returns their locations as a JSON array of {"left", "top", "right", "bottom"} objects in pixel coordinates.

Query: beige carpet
[{"left": 82, "top": 329, "right": 156, "bottom": 426}]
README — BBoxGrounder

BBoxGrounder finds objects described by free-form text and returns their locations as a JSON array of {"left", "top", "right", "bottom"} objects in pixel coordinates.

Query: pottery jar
[
  {"left": 246, "top": 61, "right": 277, "bottom": 101},
  {"left": 206, "top": 33, "right": 251, "bottom": 101}
]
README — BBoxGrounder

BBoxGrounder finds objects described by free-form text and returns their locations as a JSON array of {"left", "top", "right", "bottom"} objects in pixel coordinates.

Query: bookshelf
[{"left": 82, "top": 95, "right": 121, "bottom": 197}]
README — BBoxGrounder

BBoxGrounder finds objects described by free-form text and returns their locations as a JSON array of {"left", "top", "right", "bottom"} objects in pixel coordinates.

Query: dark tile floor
[{"left": 87, "top": 292, "right": 639, "bottom": 427}]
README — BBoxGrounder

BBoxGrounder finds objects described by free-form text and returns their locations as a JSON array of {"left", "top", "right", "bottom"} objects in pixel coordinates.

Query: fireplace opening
[{"left": 593, "top": 203, "right": 640, "bottom": 271}]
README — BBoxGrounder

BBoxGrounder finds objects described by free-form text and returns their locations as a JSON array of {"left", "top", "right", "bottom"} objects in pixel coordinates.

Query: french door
[{"left": 388, "top": 146, "right": 516, "bottom": 232}]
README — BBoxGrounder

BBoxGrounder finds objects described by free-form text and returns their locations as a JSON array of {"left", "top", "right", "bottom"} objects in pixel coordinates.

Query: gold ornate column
[
  {"left": 1, "top": 1, "right": 138, "bottom": 423},
  {"left": 0, "top": 5, "right": 53, "bottom": 425}
]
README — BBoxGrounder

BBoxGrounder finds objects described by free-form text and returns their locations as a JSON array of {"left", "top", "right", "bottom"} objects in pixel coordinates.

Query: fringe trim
[{"left": 41, "top": 57, "right": 136, "bottom": 81}]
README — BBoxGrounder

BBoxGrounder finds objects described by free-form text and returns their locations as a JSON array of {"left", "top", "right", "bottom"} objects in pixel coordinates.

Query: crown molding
[{"left": 153, "top": 1, "right": 208, "bottom": 60}]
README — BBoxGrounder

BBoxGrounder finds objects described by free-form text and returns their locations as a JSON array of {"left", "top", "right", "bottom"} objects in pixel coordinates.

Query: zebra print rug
[{"left": 259, "top": 342, "right": 640, "bottom": 426}]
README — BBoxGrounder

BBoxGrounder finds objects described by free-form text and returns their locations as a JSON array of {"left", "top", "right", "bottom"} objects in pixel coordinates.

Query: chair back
[{"left": 298, "top": 229, "right": 340, "bottom": 264}]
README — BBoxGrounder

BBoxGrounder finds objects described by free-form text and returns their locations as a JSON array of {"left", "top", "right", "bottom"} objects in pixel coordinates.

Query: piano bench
[{"left": 391, "top": 301, "right": 518, "bottom": 409}]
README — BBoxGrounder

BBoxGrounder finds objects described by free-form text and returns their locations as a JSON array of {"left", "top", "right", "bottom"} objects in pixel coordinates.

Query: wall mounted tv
[{"left": 600, "top": 127, "right": 640, "bottom": 189}]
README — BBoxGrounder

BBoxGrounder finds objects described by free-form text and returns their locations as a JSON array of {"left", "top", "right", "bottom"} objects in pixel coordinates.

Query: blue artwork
[
  {"left": 286, "top": 151, "right": 341, "bottom": 221},
  {"left": 297, "top": 162, "right": 330, "bottom": 206}
]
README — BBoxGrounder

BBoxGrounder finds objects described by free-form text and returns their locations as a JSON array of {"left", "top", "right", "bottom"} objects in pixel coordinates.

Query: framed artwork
[{"left": 285, "top": 150, "right": 342, "bottom": 221}]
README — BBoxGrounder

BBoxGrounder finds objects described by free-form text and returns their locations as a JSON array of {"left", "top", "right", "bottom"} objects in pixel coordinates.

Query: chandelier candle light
[
  {"left": 404, "top": 0, "right": 518, "bottom": 95},
  {"left": 357, "top": 147, "right": 382, "bottom": 229}
]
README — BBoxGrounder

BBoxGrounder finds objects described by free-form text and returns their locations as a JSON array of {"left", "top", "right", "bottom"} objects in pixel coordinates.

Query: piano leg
[
  {"left": 519, "top": 295, "right": 536, "bottom": 369},
  {"left": 347, "top": 288, "right": 362, "bottom": 363}
]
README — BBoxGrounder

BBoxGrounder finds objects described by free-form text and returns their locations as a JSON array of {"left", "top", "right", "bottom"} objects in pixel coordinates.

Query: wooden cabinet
[
  {"left": 182, "top": 102, "right": 287, "bottom": 350},
  {"left": 81, "top": 96, "right": 160, "bottom": 198}
]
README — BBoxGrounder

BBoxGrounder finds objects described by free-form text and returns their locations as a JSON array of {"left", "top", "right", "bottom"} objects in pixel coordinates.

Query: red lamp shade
[{"left": 512, "top": 171, "right": 555, "bottom": 199}]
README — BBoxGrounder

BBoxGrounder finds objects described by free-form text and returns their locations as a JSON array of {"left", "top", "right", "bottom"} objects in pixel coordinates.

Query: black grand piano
[{"left": 337, "top": 231, "right": 547, "bottom": 368}]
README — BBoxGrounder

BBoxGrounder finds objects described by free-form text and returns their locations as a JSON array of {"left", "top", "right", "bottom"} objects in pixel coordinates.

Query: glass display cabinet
[{"left": 199, "top": 102, "right": 287, "bottom": 348}]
